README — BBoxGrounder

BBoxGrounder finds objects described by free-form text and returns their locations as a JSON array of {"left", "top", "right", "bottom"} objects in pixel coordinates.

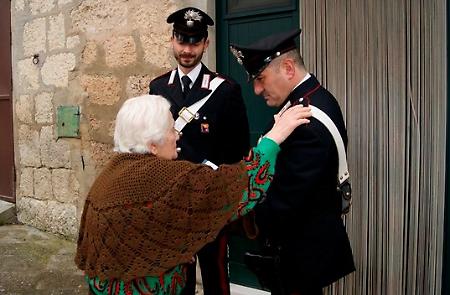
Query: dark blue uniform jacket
[
  {"left": 255, "top": 74, "right": 355, "bottom": 287},
  {"left": 149, "top": 63, "right": 250, "bottom": 165}
]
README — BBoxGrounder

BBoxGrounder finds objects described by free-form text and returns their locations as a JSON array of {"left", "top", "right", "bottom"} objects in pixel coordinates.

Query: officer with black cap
[
  {"left": 167, "top": 7, "right": 214, "bottom": 44},
  {"left": 149, "top": 7, "right": 250, "bottom": 295},
  {"left": 230, "top": 29, "right": 355, "bottom": 294}
]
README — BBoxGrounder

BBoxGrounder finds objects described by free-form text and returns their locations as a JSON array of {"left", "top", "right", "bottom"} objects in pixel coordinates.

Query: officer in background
[
  {"left": 230, "top": 29, "right": 355, "bottom": 294},
  {"left": 149, "top": 7, "right": 250, "bottom": 295}
]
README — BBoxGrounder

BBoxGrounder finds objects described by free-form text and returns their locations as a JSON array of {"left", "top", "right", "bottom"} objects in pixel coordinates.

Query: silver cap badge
[
  {"left": 230, "top": 46, "right": 244, "bottom": 65},
  {"left": 184, "top": 9, "right": 202, "bottom": 27}
]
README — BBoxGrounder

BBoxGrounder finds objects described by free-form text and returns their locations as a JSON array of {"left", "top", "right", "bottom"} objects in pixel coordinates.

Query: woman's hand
[{"left": 264, "top": 105, "right": 312, "bottom": 145}]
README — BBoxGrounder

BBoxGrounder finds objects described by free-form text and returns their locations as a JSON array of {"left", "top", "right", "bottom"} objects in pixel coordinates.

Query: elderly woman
[{"left": 75, "top": 94, "right": 311, "bottom": 295}]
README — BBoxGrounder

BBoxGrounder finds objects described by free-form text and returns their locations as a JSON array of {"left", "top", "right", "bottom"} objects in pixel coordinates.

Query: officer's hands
[{"left": 264, "top": 105, "right": 312, "bottom": 145}]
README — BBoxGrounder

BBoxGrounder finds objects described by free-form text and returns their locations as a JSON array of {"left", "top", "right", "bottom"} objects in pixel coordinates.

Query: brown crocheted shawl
[{"left": 75, "top": 153, "right": 247, "bottom": 282}]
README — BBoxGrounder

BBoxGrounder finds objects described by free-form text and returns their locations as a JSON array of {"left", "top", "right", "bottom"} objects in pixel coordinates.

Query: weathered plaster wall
[{"left": 11, "top": 0, "right": 212, "bottom": 239}]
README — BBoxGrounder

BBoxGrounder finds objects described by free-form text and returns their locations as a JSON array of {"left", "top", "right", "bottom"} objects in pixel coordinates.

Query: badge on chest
[{"left": 200, "top": 116, "right": 209, "bottom": 133}]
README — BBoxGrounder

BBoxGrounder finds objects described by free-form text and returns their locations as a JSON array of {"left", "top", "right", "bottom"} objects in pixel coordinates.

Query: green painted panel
[
  {"left": 227, "top": 0, "right": 293, "bottom": 16},
  {"left": 57, "top": 106, "right": 80, "bottom": 138},
  {"left": 229, "top": 235, "right": 267, "bottom": 290},
  {"left": 216, "top": 0, "right": 299, "bottom": 288}
]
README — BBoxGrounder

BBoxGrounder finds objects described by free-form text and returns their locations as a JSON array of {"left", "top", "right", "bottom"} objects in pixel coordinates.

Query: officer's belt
[{"left": 174, "top": 77, "right": 225, "bottom": 132}]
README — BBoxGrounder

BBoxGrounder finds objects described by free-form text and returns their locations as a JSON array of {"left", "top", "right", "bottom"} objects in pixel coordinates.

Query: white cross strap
[
  {"left": 310, "top": 105, "right": 349, "bottom": 184},
  {"left": 174, "top": 77, "right": 225, "bottom": 132},
  {"left": 310, "top": 104, "right": 351, "bottom": 214}
]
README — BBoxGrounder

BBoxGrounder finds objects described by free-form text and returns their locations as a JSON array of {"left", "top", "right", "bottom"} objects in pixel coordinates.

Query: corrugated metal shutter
[{"left": 300, "top": 1, "right": 447, "bottom": 294}]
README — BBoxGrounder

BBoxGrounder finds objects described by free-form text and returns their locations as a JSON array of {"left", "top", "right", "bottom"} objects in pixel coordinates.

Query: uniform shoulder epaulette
[
  {"left": 152, "top": 69, "right": 175, "bottom": 81},
  {"left": 214, "top": 73, "right": 237, "bottom": 85}
]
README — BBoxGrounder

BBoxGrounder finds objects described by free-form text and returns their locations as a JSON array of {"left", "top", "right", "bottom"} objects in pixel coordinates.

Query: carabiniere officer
[{"left": 149, "top": 6, "right": 250, "bottom": 295}]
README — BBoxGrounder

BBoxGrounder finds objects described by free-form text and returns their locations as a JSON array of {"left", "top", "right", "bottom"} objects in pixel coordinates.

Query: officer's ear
[
  {"left": 281, "top": 58, "right": 296, "bottom": 80},
  {"left": 203, "top": 38, "right": 210, "bottom": 51}
]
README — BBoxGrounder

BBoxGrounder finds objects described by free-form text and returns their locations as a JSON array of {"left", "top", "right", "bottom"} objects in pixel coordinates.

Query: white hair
[{"left": 114, "top": 94, "right": 172, "bottom": 153}]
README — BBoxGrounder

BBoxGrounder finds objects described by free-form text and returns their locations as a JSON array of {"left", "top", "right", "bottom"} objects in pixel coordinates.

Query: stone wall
[{"left": 11, "top": 0, "right": 211, "bottom": 239}]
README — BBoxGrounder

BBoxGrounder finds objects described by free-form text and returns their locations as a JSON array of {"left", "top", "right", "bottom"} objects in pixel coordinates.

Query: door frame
[{"left": 0, "top": 0, "right": 15, "bottom": 203}]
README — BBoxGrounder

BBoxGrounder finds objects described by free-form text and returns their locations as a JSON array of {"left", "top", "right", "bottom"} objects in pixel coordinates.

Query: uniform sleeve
[
  {"left": 149, "top": 80, "right": 156, "bottom": 94},
  {"left": 229, "top": 137, "right": 280, "bottom": 221}
]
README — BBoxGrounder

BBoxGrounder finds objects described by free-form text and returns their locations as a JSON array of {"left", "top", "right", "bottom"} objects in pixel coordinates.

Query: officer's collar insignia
[
  {"left": 184, "top": 9, "right": 202, "bottom": 27},
  {"left": 230, "top": 46, "right": 244, "bottom": 65},
  {"left": 201, "top": 74, "right": 210, "bottom": 89}
]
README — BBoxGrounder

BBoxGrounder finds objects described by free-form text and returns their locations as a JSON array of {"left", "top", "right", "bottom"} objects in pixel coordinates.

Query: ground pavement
[
  {"left": 0, "top": 224, "right": 87, "bottom": 295},
  {"left": 0, "top": 224, "right": 207, "bottom": 295}
]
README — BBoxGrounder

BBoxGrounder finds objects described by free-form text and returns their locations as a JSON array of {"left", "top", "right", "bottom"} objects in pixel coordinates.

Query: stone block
[
  {"left": 34, "top": 168, "right": 52, "bottom": 200},
  {"left": 81, "top": 41, "right": 97, "bottom": 64},
  {"left": 87, "top": 141, "right": 114, "bottom": 169},
  {"left": 48, "top": 201, "right": 78, "bottom": 238},
  {"left": 16, "top": 197, "right": 45, "bottom": 230},
  {"left": 18, "top": 125, "right": 41, "bottom": 167},
  {"left": 52, "top": 169, "right": 79, "bottom": 203},
  {"left": 48, "top": 14, "right": 66, "bottom": 51},
  {"left": 16, "top": 198, "right": 43, "bottom": 233},
  {"left": 35, "top": 92, "right": 54, "bottom": 124},
  {"left": 141, "top": 34, "right": 172, "bottom": 69},
  {"left": 16, "top": 95, "right": 33, "bottom": 124},
  {"left": 16, "top": 197, "right": 78, "bottom": 239},
  {"left": 15, "top": 0, "right": 25, "bottom": 11},
  {"left": 30, "top": 0, "right": 55, "bottom": 15},
  {"left": 80, "top": 74, "right": 121, "bottom": 105},
  {"left": 87, "top": 117, "right": 114, "bottom": 143},
  {"left": 126, "top": 75, "right": 151, "bottom": 97},
  {"left": 23, "top": 17, "right": 46, "bottom": 56},
  {"left": 40, "top": 126, "right": 71, "bottom": 168},
  {"left": 103, "top": 36, "right": 137, "bottom": 68},
  {"left": 130, "top": 1, "right": 176, "bottom": 33},
  {"left": 41, "top": 53, "right": 76, "bottom": 87},
  {"left": 71, "top": 0, "right": 128, "bottom": 35},
  {"left": 18, "top": 168, "right": 34, "bottom": 197},
  {"left": 17, "top": 58, "right": 40, "bottom": 91},
  {"left": 66, "top": 35, "right": 80, "bottom": 49},
  {"left": 58, "top": 0, "right": 73, "bottom": 7}
]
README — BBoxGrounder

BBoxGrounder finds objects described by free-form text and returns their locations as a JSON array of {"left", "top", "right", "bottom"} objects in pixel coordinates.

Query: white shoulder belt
[
  {"left": 174, "top": 77, "right": 225, "bottom": 132},
  {"left": 310, "top": 105, "right": 352, "bottom": 214},
  {"left": 310, "top": 106, "right": 349, "bottom": 184}
]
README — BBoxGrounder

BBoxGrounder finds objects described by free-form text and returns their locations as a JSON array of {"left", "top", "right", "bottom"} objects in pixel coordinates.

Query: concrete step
[{"left": 0, "top": 200, "right": 17, "bottom": 225}]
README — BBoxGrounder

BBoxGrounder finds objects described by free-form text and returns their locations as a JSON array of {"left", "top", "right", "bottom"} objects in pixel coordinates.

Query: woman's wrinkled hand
[{"left": 264, "top": 105, "right": 312, "bottom": 145}]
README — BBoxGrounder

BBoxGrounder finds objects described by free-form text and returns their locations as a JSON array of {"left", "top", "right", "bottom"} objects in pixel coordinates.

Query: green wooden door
[{"left": 216, "top": 0, "right": 299, "bottom": 289}]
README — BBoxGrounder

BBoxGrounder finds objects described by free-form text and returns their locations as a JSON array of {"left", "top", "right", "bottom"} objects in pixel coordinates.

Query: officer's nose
[
  {"left": 182, "top": 44, "right": 194, "bottom": 53},
  {"left": 253, "top": 80, "right": 263, "bottom": 95}
]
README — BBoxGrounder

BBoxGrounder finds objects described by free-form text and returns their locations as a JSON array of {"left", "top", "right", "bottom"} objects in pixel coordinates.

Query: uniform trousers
[{"left": 181, "top": 229, "right": 230, "bottom": 295}]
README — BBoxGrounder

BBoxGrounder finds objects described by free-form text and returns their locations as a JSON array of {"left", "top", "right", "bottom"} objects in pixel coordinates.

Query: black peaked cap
[
  {"left": 167, "top": 7, "right": 214, "bottom": 44},
  {"left": 230, "top": 28, "right": 302, "bottom": 81}
]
